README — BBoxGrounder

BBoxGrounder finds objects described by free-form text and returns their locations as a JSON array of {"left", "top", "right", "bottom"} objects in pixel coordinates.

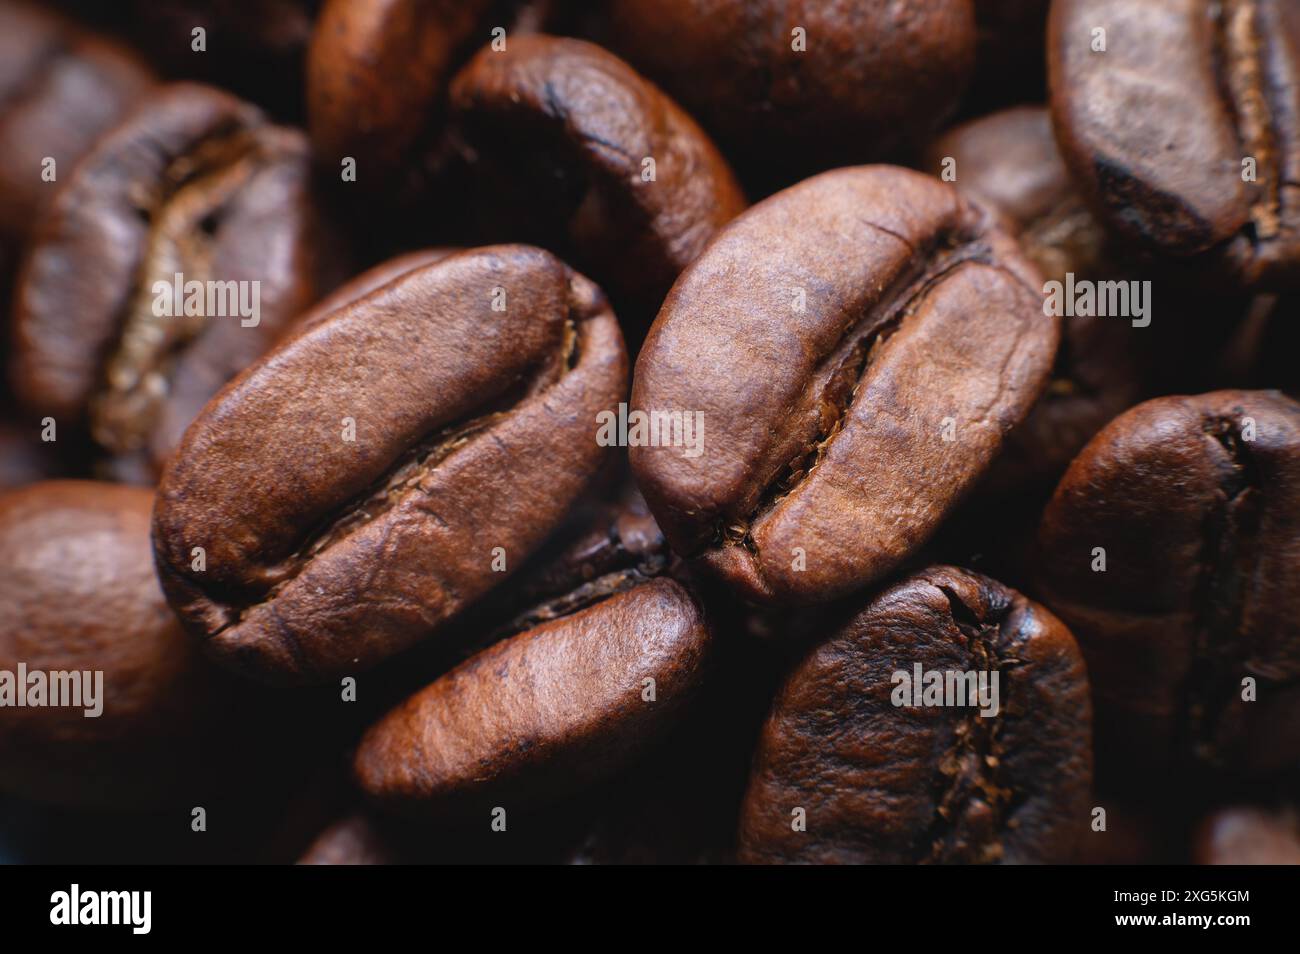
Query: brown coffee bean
[
  {"left": 0, "top": 1, "right": 154, "bottom": 243},
  {"left": 737, "top": 565, "right": 1092, "bottom": 864},
  {"left": 1193, "top": 805, "right": 1300, "bottom": 864},
  {"left": 10, "top": 82, "right": 340, "bottom": 477},
  {"left": 153, "top": 245, "right": 627, "bottom": 685},
  {"left": 923, "top": 107, "right": 1147, "bottom": 494},
  {"left": 1048, "top": 0, "right": 1300, "bottom": 289},
  {"left": 631, "top": 165, "right": 1057, "bottom": 605},
  {"left": 354, "top": 575, "right": 711, "bottom": 815},
  {"left": 0, "top": 481, "right": 264, "bottom": 809},
  {"left": 306, "top": 0, "right": 559, "bottom": 198},
  {"left": 603, "top": 0, "right": 977, "bottom": 185},
  {"left": 298, "top": 814, "right": 398, "bottom": 865},
  {"left": 448, "top": 34, "right": 747, "bottom": 311},
  {"left": 1037, "top": 390, "right": 1300, "bottom": 778}
]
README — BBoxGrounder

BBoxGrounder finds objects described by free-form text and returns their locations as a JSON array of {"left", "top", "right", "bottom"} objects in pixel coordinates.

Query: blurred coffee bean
[
  {"left": 1193, "top": 805, "right": 1300, "bottom": 864},
  {"left": 0, "top": 0, "right": 153, "bottom": 244},
  {"left": 604, "top": 0, "right": 977, "bottom": 190},
  {"left": 298, "top": 814, "right": 399, "bottom": 865},
  {"left": 1037, "top": 390, "right": 1300, "bottom": 781},
  {"left": 0, "top": 482, "right": 280, "bottom": 809},
  {"left": 1049, "top": 0, "right": 1300, "bottom": 290},
  {"left": 10, "top": 82, "right": 343, "bottom": 479}
]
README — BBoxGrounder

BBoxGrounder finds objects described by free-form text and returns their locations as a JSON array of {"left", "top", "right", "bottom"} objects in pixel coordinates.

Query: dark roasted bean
[
  {"left": 737, "top": 565, "right": 1092, "bottom": 863},
  {"left": 632, "top": 166, "right": 1057, "bottom": 604},
  {"left": 1037, "top": 390, "right": 1300, "bottom": 779},
  {"left": 152, "top": 246, "right": 627, "bottom": 685}
]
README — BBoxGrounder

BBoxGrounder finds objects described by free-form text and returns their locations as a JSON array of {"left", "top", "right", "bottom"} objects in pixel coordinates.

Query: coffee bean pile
[{"left": 0, "top": 0, "right": 1296, "bottom": 865}]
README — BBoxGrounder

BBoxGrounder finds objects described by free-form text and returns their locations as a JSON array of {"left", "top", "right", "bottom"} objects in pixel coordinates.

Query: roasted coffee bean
[
  {"left": 12, "top": 0, "right": 1300, "bottom": 870},
  {"left": 350, "top": 492, "right": 709, "bottom": 819},
  {"left": 1193, "top": 805, "right": 1300, "bottom": 863},
  {"left": 448, "top": 34, "right": 747, "bottom": 313},
  {"left": 737, "top": 565, "right": 1092, "bottom": 864},
  {"left": 298, "top": 814, "right": 398, "bottom": 865},
  {"left": 1048, "top": 0, "right": 1300, "bottom": 289},
  {"left": 10, "top": 82, "right": 339, "bottom": 478},
  {"left": 1037, "top": 390, "right": 1300, "bottom": 779},
  {"left": 354, "top": 574, "right": 711, "bottom": 815},
  {"left": 307, "top": 0, "right": 559, "bottom": 199},
  {"left": 0, "top": 0, "right": 153, "bottom": 243},
  {"left": 603, "top": 0, "right": 977, "bottom": 187},
  {"left": 153, "top": 245, "right": 627, "bottom": 685},
  {"left": 631, "top": 165, "right": 1057, "bottom": 605},
  {"left": 923, "top": 106, "right": 1146, "bottom": 493},
  {"left": 0, "top": 481, "right": 274, "bottom": 809}
]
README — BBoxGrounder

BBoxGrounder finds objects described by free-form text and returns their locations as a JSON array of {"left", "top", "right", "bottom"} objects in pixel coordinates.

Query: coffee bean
[
  {"left": 1049, "top": 0, "right": 1300, "bottom": 289},
  {"left": 354, "top": 575, "right": 711, "bottom": 815},
  {"left": 737, "top": 565, "right": 1092, "bottom": 863},
  {"left": 0, "top": 0, "right": 153, "bottom": 243},
  {"left": 7, "top": 0, "right": 1299, "bottom": 868},
  {"left": 632, "top": 165, "right": 1057, "bottom": 605},
  {"left": 0, "top": 481, "right": 268, "bottom": 808},
  {"left": 603, "top": 0, "right": 978, "bottom": 185},
  {"left": 152, "top": 245, "right": 627, "bottom": 685},
  {"left": 448, "top": 34, "right": 747, "bottom": 313},
  {"left": 298, "top": 814, "right": 398, "bottom": 865},
  {"left": 1037, "top": 389, "right": 1300, "bottom": 778},
  {"left": 1193, "top": 804, "right": 1300, "bottom": 863},
  {"left": 10, "top": 82, "right": 340, "bottom": 477}
]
